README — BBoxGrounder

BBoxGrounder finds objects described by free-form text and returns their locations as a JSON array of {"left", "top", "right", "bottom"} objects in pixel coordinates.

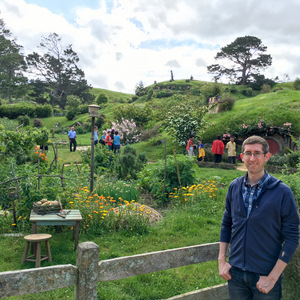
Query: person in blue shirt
[
  {"left": 94, "top": 126, "right": 98, "bottom": 146},
  {"left": 219, "top": 135, "right": 299, "bottom": 299},
  {"left": 113, "top": 131, "right": 123, "bottom": 154},
  {"left": 68, "top": 126, "right": 77, "bottom": 152},
  {"left": 100, "top": 130, "right": 106, "bottom": 145}
]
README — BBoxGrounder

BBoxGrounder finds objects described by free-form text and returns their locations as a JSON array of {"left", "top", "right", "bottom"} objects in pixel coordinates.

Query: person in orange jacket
[{"left": 212, "top": 135, "right": 224, "bottom": 163}]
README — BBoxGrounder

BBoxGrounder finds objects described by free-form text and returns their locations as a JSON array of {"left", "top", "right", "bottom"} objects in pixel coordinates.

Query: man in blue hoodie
[{"left": 219, "top": 135, "right": 299, "bottom": 299}]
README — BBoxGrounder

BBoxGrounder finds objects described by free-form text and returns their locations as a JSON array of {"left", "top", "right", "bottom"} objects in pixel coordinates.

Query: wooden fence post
[{"left": 75, "top": 242, "right": 99, "bottom": 300}]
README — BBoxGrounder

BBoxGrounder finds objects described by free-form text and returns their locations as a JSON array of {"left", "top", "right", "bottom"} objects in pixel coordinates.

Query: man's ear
[
  {"left": 240, "top": 153, "right": 244, "bottom": 162},
  {"left": 264, "top": 152, "right": 271, "bottom": 162}
]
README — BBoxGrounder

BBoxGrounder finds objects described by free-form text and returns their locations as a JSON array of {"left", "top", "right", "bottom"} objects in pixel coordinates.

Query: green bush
[
  {"left": 78, "top": 104, "right": 89, "bottom": 114},
  {"left": 113, "top": 146, "right": 147, "bottom": 180},
  {"left": 0, "top": 103, "right": 36, "bottom": 119},
  {"left": 156, "top": 90, "right": 173, "bottom": 98},
  {"left": 138, "top": 154, "right": 195, "bottom": 205},
  {"left": 66, "top": 110, "right": 76, "bottom": 121},
  {"left": 267, "top": 154, "right": 288, "bottom": 166},
  {"left": 287, "top": 152, "right": 300, "bottom": 168},
  {"left": 17, "top": 115, "right": 30, "bottom": 126},
  {"left": 241, "top": 88, "right": 254, "bottom": 97},
  {"left": 218, "top": 94, "right": 235, "bottom": 112},
  {"left": 293, "top": 78, "right": 300, "bottom": 90},
  {"left": 35, "top": 104, "right": 53, "bottom": 118}
]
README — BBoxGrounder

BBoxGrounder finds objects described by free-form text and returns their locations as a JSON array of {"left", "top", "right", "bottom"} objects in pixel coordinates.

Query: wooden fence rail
[{"left": 0, "top": 241, "right": 229, "bottom": 299}]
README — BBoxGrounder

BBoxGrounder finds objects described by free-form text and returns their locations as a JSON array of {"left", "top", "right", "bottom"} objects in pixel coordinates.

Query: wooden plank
[
  {"left": 166, "top": 284, "right": 229, "bottom": 300},
  {"left": 98, "top": 242, "right": 220, "bottom": 281},
  {"left": 30, "top": 210, "right": 82, "bottom": 222},
  {"left": 0, "top": 265, "right": 77, "bottom": 298}
]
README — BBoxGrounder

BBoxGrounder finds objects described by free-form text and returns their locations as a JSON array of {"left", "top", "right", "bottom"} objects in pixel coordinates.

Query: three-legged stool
[{"left": 21, "top": 233, "right": 52, "bottom": 268}]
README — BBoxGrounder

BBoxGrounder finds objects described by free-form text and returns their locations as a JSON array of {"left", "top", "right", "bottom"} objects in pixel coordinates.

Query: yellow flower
[
  {"left": 12, "top": 223, "right": 16, "bottom": 226},
  {"left": 69, "top": 201, "right": 73, "bottom": 204}
]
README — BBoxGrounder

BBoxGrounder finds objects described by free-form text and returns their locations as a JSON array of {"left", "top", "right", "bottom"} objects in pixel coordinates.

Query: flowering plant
[{"left": 112, "top": 118, "right": 141, "bottom": 145}]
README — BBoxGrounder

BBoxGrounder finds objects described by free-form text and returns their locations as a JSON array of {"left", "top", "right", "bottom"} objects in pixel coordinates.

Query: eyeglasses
[{"left": 242, "top": 152, "right": 265, "bottom": 158}]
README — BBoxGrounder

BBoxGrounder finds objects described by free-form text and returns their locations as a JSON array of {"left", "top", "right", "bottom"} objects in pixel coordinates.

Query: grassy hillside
[{"left": 202, "top": 88, "right": 300, "bottom": 142}]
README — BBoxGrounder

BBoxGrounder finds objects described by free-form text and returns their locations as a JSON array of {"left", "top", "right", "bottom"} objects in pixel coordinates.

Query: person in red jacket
[
  {"left": 186, "top": 135, "right": 195, "bottom": 159},
  {"left": 212, "top": 135, "right": 224, "bottom": 163}
]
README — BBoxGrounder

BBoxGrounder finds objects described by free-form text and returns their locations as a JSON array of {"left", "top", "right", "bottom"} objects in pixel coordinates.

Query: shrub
[
  {"left": 267, "top": 154, "right": 288, "bottom": 166},
  {"left": 139, "top": 124, "right": 161, "bottom": 141},
  {"left": 95, "top": 114, "right": 106, "bottom": 129},
  {"left": 66, "top": 110, "right": 76, "bottom": 121},
  {"left": 17, "top": 115, "right": 30, "bottom": 126},
  {"left": 111, "top": 119, "right": 141, "bottom": 145},
  {"left": 241, "top": 88, "right": 254, "bottom": 97},
  {"left": 33, "top": 118, "right": 42, "bottom": 128},
  {"left": 138, "top": 154, "right": 195, "bottom": 205},
  {"left": 286, "top": 152, "right": 300, "bottom": 168},
  {"left": 293, "top": 78, "right": 300, "bottom": 90},
  {"left": 78, "top": 104, "right": 89, "bottom": 114},
  {"left": 81, "top": 145, "right": 114, "bottom": 171},
  {"left": 147, "top": 88, "right": 154, "bottom": 101},
  {"left": 261, "top": 84, "right": 271, "bottom": 94},
  {"left": 156, "top": 90, "right": 173, "bottom": 98},
  {"left": 218, "top": 94, "right": 235, "bottom": 112},
  {"left": 113, "top": 146, "right": 147, "bottom": 180},
  {"left": 96, "top": 93, "right": 108, "bottom": 105},
  {"left": 35, "top": 104, "right": 53, "bottom": 118}
]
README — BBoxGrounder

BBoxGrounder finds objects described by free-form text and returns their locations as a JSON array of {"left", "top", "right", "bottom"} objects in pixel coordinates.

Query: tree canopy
[
  {"left": 0, "top": 17, "right": 28, "bottom": 102},
  {"left": 207, "top": 36, "right": 272, "bottom": 85},
  {"left": 26, "top": 33, "right": 94, "bottom": 108}
]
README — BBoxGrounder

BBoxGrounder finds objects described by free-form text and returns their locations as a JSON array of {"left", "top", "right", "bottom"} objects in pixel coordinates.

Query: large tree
[
  {"left": 0, "top": 16, "right": 28, "bottom": 102},
  {"left": 26, "top": 33, "right": 94, "bottom": 108},
  {"left": 207, "top": 36, "right": 272, "bottom": 85}
]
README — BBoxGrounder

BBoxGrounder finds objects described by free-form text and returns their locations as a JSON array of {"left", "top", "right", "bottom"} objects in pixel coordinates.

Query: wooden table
[{"left": 30, "top": 209, "right": 82, "bottom": 249}]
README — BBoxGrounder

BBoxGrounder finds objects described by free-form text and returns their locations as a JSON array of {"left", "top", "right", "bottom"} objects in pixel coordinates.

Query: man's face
[{"left": 241, "top": 143, "right": 270, "bottom": 176}]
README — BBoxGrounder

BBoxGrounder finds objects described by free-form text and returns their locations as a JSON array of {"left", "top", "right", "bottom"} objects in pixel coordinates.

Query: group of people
[
  {"left": 68, "top": 126, "right": 123, "bottom": 154},
  {"left": 186, "top": 135, "right": 205, "bottom": 161},
  {"left": 94, "top": 127, "right": 123, "bottom": 153},
  {"left": 186, "top": 135, "right": 237, "bottom": 164},
  {"left": 211, "top": 135, "right": 237, "bottom": 164}
]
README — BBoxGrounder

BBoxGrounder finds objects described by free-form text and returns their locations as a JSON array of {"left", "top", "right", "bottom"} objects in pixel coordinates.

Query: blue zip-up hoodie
[{"left": 220, "top": 174, "right": 299, "bottom": 275}]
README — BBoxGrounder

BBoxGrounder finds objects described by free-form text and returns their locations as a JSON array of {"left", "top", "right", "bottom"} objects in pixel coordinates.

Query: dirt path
[{"left": 236, "top": 163, "right": 247, "bottom": 172}]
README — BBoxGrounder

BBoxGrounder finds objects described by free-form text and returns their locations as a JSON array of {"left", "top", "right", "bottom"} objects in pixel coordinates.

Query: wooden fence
[{"left": 0, "top": 241, "right": 229, "bottom": 299}]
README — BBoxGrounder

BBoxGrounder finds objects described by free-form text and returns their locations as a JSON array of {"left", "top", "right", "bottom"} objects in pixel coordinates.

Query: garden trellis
[{"left": 0, "top": 155, "right": 74, "bottom": 218}]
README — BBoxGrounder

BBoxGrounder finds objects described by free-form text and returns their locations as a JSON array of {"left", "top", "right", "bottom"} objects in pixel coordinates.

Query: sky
[{"left": 1, "top": 0, "right": 300, "bottom": 94}]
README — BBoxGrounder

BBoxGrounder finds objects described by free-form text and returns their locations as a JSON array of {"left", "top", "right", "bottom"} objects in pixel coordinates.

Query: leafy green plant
[
  {"left": 217, "top": 94, "right": 235, "bottom": 112},
  {"left": 164, "top": 98, "right": 209, "bottom": 147},
  {"left": 293, "top": 77, "right": 300, "bottom": 90},
  {"left": 112, "top": 145, "right": 147, "bottom": 180},
  {"left": 138, "top": 154, "right": 195, "bottom": 205}
]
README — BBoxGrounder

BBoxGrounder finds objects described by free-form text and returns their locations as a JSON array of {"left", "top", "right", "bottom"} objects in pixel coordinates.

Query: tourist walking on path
[
  {"left": 226, "top": 137, "right": 236, "bottom": 164},
  {"left": 218, "top": 135, "right": 299, "bottom": 299},
  {"left": 212, "top": 135, "right": 224, "bottom": 163},
  {"left": 68, "top": 126, "right": 77, "bottom": 152},
  {"left": 186, "top": 135, "right": 195, "bottom": 159}
]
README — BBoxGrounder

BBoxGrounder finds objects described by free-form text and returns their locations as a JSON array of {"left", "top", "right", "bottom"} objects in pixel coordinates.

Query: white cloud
[{"left": 1, "top": 0, "right": 300, "bottom": 93}]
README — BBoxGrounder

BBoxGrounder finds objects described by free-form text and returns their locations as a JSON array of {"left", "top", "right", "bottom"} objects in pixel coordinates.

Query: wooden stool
[{"left": 21, "top": 233, "right": 52, "bottom": 268}]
